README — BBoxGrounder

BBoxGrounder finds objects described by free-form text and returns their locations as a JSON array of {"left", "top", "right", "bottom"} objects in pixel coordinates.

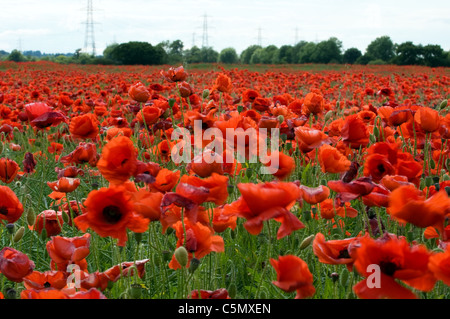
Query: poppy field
[{"left": 0, "top": 60, "right": 450, "bottom": 300}]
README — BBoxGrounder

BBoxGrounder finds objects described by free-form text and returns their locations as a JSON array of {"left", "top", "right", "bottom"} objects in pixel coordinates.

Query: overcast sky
[{"left": 1, "top": 0, "right": 449, "bottom": 56}]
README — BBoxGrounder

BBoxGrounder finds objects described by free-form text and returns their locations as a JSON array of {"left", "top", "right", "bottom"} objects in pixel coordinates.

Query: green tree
[
  {"left": 421, "top": 44, "right": 447, "bottom": 67},
  {"left": 184, "top": 46, "right": 202, "bottom": 63},
  {"left": 297, "top": 42, "right": 316, "bottom": 64},
  {"left": 200, "top": 47, "right": 219, "bottom": 63},
  {"left": 366, "top": 35, "right": 395, "bottom": 63},
  {"left": 240, "top": 45, "right": 262, "bottom": 64},
  {"left": 219, "top": 47, "right": 239, "bottom": 64},
  {"left": 7, "top": 49, "right": 26, "bottom": 62},
  {"left": 249, "top": 48, "right": 265, "bottom": 64},
  {"left": 108, "top": 41, "right": 168, "bottom": 65},
  {"left": 343, "top": 47, "right": 362, "bottom": 64},
  {"left": 393, "top": 41, "right": 422, "bottom": 65},
  {"left": 276, "top": 45, "right": 294, "bottom": 64},
  {"left": 310, "top": 37, "right": 342, "bottom": 64}
]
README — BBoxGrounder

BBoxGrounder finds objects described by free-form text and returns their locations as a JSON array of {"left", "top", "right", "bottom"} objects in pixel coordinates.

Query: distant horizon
[{"left": 1, "top": 0, "right": 449, "bottom": 56}]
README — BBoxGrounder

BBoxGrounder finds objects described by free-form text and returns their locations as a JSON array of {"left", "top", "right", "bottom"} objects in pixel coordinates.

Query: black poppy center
[
  {"left": 43, "top": 282, "right": 51, "bottom": 288},
  {"left": 102, "top": 205, "right": 122, "bottom": 224},
  {"left": 379, "top": 260, "right": 398, "bottom": 276},
  {"left": 377, "top": 164, "right": 386, "bottom": 174},
  {"left": 0, "top": 206, "right": 8, "bottom": 216},
  {"left": 337, "top": 249, "right": 350, "bottom": 259}
]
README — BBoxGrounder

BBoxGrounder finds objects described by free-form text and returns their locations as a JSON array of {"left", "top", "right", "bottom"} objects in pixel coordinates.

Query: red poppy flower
[
  {"left": 23, "top": 152, "right": 37, "bottom": 174},
  {"left": 327, "top": 177, "right": 375, "bottom": 202},
  {"left": 55, "top": 166, "right": 84, "bottom": 179},
  {"left": 341, "top": 114, "right": 369, "bottom": 149},
  {"left": 294, "top": 126, "right": 332, "bottom": 153},
  {"left": 131, "top": 189, "right": 163, "bottom": 221},
  {"left": 46, "top": 233, "right": 91, "bottom": 269},
  {"left": 228, "top": 182, "right": 304, "bottom": 239},
  {"left": 20, "top": 288, "right": 69, "bottom": 299},
  {"left": 213, "top": 73, "right": 233, "bottom": 94},
  {"left": 24, "top": 102, "right": 52, "bottom": 121},
  {"left": 32, "top": 210, "right": 64, "bottom": 237},
  {"left": 299, "top": 184, "right": 330, "bottom": 205},
  {"left": 74, "top": 185, "right": 149, "bottom": 246},
  {"left": 0, "top": 247, "right": 35, "bottom": 282},
  {"left": 136, "top": 105, "right": 163, "bottom": 126},
  {"left": 180, "top": 173, "right": 229, "bottom": 205},
  {"left": 102, "top": 259, "right": 150, "bottom": 282},
  {"left": 96, "top": 135, "right": 137, "bottom": 185},
  {"left": 151, "top": 168, "right": 180, "bottom": 193},
  {"left": 263, "top": 151, "right": 295, "bottom": 180},
  {"left": 188, "top": 150, "right": 224, "bottom": 178},
  {"left": 363, "top": 154, "right": 395, "bottom": 183},
  {"left": 388, "top": 185, "right": 450, "bottom": 229},
  {"left": 47, "top": 177, "right": 81, "bottom": 193},
  {"left": 189, "top": 288, "right": 230, "bottom": 299},
  {"left": 0, "top": 185, "right": 24, "bottom": 224},
  {"left": 318, "top": 144, "right": 351, "bottom": 174},
  {"left": 414, "top": 106, "right": 441, "bottom": 133},
  {"left": 317, "top": 198, "right": 358, "bottom": 219},
  {"left": 303, "top": 92, "right": 324, "bottom": 116},
  {"left": 59, "top": 142, "right": 99, "bottom": 167},
  {"left": 428, "top": 246, "right": 450, "bottom": 286},
  {"left": 30, "top": 111, "right": 67, "bottom": 129},
  {"left": 161, "top": 66, "right": 188, "bottom": 82},
  {"left": 128, "top": 81, "right": 150, "bottom": 103},
  {"left": 169, "top": 219, "right": 224, "bottom": 270},
  {"left": 312, "top": 232, "right": 359, "bottom": 270},
  {"left": 351, "top": 233, "right": 437, "bottom": 299},
  {"left": 23, "top": 270, "right": 68, "bottom": 290},
  {"left": 211, "top": 205, "right": 238, "bottom": 233},
  {"left": 270, "top": 255, "right": 315, "bottom": 299},
  {"left": 0, "top": 158, "right": 20, "bottom": 183},
  {"left": 69, "top": 113, "right": 99, "bottom": 140}
]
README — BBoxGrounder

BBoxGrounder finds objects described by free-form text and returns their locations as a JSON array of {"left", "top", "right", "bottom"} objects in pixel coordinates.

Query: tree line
[{"left": 2, "top": 35, "right": 449, "bottom": 67}]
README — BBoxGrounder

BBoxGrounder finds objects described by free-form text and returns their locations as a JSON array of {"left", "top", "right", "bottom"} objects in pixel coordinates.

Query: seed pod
[
  {"left": 188, "top": 258, "right": 201, "bottom": 274},
  {"left": 26, "top": 209, "right": 36, "bottom": 226},
  {"left": 6, "top": 223, "right": 15, "bottom": 235},
  {"left": 202, "top": 89, "right": 210, "bottom": 99},
  {"left": 128, "top": 283, "right": 142, "bottom": 299},
  {"left": 13, "top": 226, "right": 25, "bottom": 243},
  {"left": 174, "top": 246, "right": 188, "bottom": 268},
  {"left": 439, "top": 99, "right": 448, "bottom": 110},
  {"left": 299, "top": 234, "right": 315, "bottom": 250}
]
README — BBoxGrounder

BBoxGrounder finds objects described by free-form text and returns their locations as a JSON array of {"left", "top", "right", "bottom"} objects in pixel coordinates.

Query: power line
[
  {"left": 82, "top": 0, "right": 96, "bottom": 55},
  {"left": 202, "top": 13, "right": 209, "bottom": 48}
]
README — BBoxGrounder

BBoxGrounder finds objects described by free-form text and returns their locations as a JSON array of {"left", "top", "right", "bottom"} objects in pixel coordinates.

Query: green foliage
[
  {"left": 365, "top": 35, "right": 395, "bottom": 63},
  {"left": 219, "top": 47, "right": 239, "bottom": 64},
  {"left": 107, "top": 41, "right": 168, "bottom": 65},
  {"left": 7, "top": 49, "right": 26, "bottom": 62},
  {"left": 343, "top": 47, "right": 362, "bottom": 64}
]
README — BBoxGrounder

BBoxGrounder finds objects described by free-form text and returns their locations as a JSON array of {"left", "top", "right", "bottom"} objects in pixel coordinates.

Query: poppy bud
[
  {"left": 62, "top": 210, "right": 70, "bottom": 223},
  {"left": 174, "top": 246, "right": 188, "bottom": 267},
  {"left": 324, "top": 110, "right": 333, "bottom": 123},
  {"left": 128, "top": 283, "right": 142, "bottom": 299},
  {"left": 369, "top": 134, "right": 376, "bottom": 144},
  {"left": 188, "top": 258, "right": 200, "bottom": 274},
  {"left": 26, "top": 209, "right": 36, "bottom": 226},
  {"left": 277, "top": 115, "right": 285, "bottom": 124},
  {"left": 299, "top": 234, "right": 315, "bottom": 250},
  {"left": 162, "top": 250, "right": 172, "bottom": 262},
  {"left": 228, "top": 283, "right": 237, "bottom": 299},
  {"left": 443, "top": 174, "right": 450, "bottom": 181},
  {"left": 134, "top": 232, "right": 142, "bottom": 244},
  {"left": 440, "top": 99, "right": 448, "bottom": 110},
  {"left": 0, "top": 142, "right": 3, "bottom": 155},
  {"left": 168, "top": 98, "right": 176, "bottom": 108},
  {"left": 40, "top": 228, "right": 48, "bottom": 240},
  {"left": 202, "top": 89, "right": 210, "bottom": 99},
  {"left": 373, "top": 126, "right": 380, "bottom": 139},
  {"left": 4, "top": 287, "right": 16, "bottom": 299},
  {"left": 6, "top": 223, "right": 15, "bottom": 235},
  {"left": 237, "top": 105, "right": 243, "bottom": 113},
  {"left": 13, "top": 226, "right": 25, "bottom": 243},
  {"left": 330, "top": 272, "right": 339, "bottom": 283}
]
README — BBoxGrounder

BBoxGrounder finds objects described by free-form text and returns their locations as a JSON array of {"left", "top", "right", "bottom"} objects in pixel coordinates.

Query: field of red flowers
[{"left": 0, "top": 60, "right": 449, "bottom": 300}]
